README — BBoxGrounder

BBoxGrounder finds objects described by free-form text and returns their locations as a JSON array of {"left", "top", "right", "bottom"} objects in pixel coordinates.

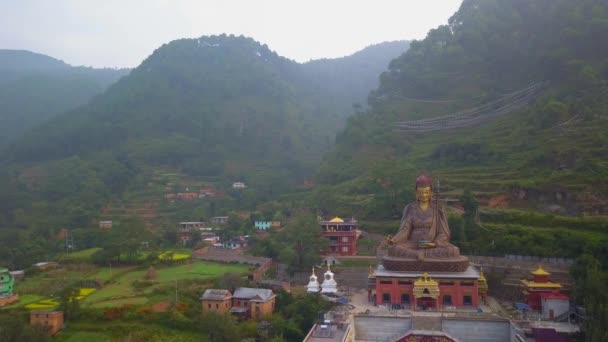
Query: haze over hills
[
  {"left": 0, "top": 50, "right": 130, "bottom": 145},
  {"left": 317, "top": 0, "right": 608, "bottom": 218},
  {"left": 0, "top": 36, "right": 408, "bottom": 229}
]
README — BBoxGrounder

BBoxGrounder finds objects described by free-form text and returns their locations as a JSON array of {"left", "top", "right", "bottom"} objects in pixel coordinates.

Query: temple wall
[
  {"left": 442, "top": 318, "right": 511, "bottom": 342},
  {"left": 375, "top": 278, "right": 479, "bottom": 307},
  {"left": 354, "top": 315, "right": 412, "bottom": 341}
]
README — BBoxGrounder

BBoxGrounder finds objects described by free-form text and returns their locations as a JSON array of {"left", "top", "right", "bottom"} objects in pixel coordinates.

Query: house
[
  {"left": 30, "top": 311, "right": 64, "bottom": 335},
  {"left": 33, "top": 262, "right": 59, "bottom": 271},
  {"left": 225, "top": 237, "right": 247, "bottom": 250},
  {"left": 200, "top": 232, "right": 220, "bottom": 244},
  {"left": 99, "top": 221, "right": 113, "bottom": 229},
  {"left": 319, "top": 216, "right": 358, "bottom": 256},
  {"left": 254, "top": 221, "right": 271, "bottom": 230},
  {"left": 178, "top": 222, "right": 205, "bottom": 245},
  {"left": 232, "top": 287, "right": 275, "bottom": 320},
  {"left": 201, "top": 289, "right": 232, "bottom": 314},
  {"left": 211, "top": 216, "right": 229, "bottom": 224},
  {"left": 56, "top": 228, "right": 69, "bottom": 240},
  {"left": 176, "top": 192, "right": 198, "bottom": 200},
  {"left": 232, "top": 182, "right": 246, "bottom": 189},
  {"left": 9, "top": 270, "right": 25, "bottom": 281},
  {"left": 199, "top": 188, "right": 217, "bottom": 197}
]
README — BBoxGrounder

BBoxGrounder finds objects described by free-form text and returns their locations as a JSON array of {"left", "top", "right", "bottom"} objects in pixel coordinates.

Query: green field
[
  {"left": 82, "top": 261, "right": 249, "bottom": 307},
  {"left": 58, "top": 248, "right": 102, "bottom": 263},
  {"left": 54, "top": 321, "right": 202, "bottom": 342}
]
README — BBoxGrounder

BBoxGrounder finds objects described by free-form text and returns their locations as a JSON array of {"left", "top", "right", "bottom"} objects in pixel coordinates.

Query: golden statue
[{"left": 382, "top": 174, "right": 469, "bottom": 272}]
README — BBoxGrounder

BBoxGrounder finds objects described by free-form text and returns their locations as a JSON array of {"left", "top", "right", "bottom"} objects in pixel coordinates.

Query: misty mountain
[
  {"left": 0, "top": 35, "right": 407, "bottom": 228},
  {"left": 317, "top": 0, "right": 608, "bottom": 217},
  {"left": 0, "top": 50, "right": 130, "bottom": 145}
]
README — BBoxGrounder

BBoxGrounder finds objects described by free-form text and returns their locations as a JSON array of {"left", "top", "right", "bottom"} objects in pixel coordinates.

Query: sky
[{"left": 0, "top": 0, "right": 462, "bottom": 69}]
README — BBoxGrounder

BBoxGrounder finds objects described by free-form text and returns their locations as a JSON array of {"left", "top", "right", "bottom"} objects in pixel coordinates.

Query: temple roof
[
  {"left": 521, "top": 279, "right": 562, "bottom": 288},
  {"left": 374, "top": 265, "right": 480, "bottom": 279},
  {"left": 329, "top": 217, "right": 344, "bottom": 223},
  {"left": 531, "top": 265, "right": 551, "bottom": 276},
  {"left": 414, "top": 273, "right": 438, "bottom": 287}
]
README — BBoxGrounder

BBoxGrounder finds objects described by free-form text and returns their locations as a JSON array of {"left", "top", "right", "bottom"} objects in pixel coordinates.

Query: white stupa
[
  {"left": 306, "top": 267, "right": 320, "bottom": 293},
  {"left": 321, "top": 264, "right": 338, "bottom": 294}
]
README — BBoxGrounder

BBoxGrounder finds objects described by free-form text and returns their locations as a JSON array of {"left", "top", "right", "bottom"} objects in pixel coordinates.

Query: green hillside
[
  {"left": 0, "top": 50, "right": 129, "bottom": 145},
  {"left": 0, "top": 36, "right": 407, "bottom": 257},
  {"left": 316, "top": 0, "right": 608, "bottom": 218}
]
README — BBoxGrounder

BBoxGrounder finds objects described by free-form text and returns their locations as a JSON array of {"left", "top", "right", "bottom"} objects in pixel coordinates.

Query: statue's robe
[{"left": 389, "top": 202, "right": 461, "bottom": 259}]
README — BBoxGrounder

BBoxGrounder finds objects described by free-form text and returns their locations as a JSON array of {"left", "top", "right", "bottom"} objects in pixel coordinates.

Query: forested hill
[
  {"left": 0, "top": 50, "right": 129, "bottom": 145},
  {"left": 301, "top": 41, "right": 410, "bottom": 121},
  {"left": 317, "top": 0, "right": 608, "bottom": 218},
  {"left": 0, "top": 35, "right": 407, "bottom": 228}
]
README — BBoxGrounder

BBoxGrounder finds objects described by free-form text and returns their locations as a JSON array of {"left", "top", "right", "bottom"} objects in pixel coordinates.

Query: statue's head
[{"left": 415, "top": 174, "right": 433, "bottom": 204}]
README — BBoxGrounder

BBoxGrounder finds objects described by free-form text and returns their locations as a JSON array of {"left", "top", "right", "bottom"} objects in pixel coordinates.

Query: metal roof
[
  {"left": 233, "top": 287, "right": 274, "bottom": 301},
  {"left": 200, "top": 289, "right": 232, "bottom": 301}
]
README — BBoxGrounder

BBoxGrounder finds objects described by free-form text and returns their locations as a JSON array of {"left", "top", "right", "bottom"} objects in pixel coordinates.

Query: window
[
  {"left": 342, "top": 236, "right": 349, "bottom": 242},
  {"left": 380, "top": 280, "right": 392, "bottom": 285},
  {"left": 216, "top": 304, "right": 219, "bottom": 309},
  {"left": 382, "top": 293, "right": 391, "bottom": 304},
  {"left": 461, "top": 281, "right": 474, "bottom": 286},
  {"left": 463, "top": 295, "right": 473, "bottom": 306},
  {"left": 401, "top": 294, "right": 410, "bottom": 304},
  {"left": 443, "top": 295, "right": 452, "bottom": 305},
  {"left": 342, "top": 246, "right": 349, "bottom": 253},
  {"left": 439, "top": 281, "right": 454, "bottom": 286},
  {"left": 398, "top": 280, "right": 412, "bottom": 285},
  {"left": 208, "top": 304, "right": 211, "bottom": 308}
]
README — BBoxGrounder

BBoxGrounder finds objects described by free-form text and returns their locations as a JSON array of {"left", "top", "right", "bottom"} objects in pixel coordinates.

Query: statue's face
[{"left": 416, "top": 186, "right": 432, "bottom": 204}]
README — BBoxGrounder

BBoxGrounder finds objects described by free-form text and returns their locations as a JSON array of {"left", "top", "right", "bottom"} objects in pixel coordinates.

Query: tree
[
  {"left": 279, "top": 212, "right": 328, "bottom": 272},
  {"left": 58, "top": 286, "right": 81, "bottom": 321},
  {"left": 197, "top": 312, "right": 241, "bottom": 342},
  {"left": 460, "top": 190, "right": 480, "bottom": 240}
]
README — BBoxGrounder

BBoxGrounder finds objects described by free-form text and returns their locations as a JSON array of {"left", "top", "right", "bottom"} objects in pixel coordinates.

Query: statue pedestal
[
  {"left": 382, "top": 255, "right": 470, "bottom": 273},
  {"left": 0, "top": 293, "right": 19, "bottom": 307}
]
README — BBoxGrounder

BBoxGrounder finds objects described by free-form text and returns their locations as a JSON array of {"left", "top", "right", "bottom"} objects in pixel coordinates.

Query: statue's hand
[
  {"left": 380, "top": 235, "right": 394, "bottom": 249},
  {"left": 418, "top": 241, "right": 436, "bottom": 249}
]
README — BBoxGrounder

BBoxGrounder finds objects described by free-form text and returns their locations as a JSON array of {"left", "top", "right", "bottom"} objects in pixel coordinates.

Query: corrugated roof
[
  {"left": 233, "top": 287, "right": 274, "bottom": 301},
  {"left": 200, "top": 289, "right": 231, "bottom": 301}
]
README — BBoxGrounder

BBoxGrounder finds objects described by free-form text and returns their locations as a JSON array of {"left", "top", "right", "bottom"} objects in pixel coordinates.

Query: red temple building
[
  {"left": 521, "top": 265, "right": 566, "bottom": 311},
  {"left": 320, "top": 217, "right": 357, "bottom": 256},
  {"left": 371, "top": 268, "right": 482, "bottom": 309}
]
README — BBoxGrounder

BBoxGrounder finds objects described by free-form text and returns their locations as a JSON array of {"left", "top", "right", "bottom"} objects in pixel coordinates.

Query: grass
[
  {"left": 58, "top": 248, "right": 102, "bottom": 263},
  {"left": 112, "top": 261, "right": 249, "bottom": 286},
  {"left": 54, "top": 321, "right": 201, "bottom": 342},
  {"left": 83, "top": 261, "right": 249, "bottom": 306},
  {"left": 55, "top": 331, "right": 110, "bottom": 342},
  {"left": 89, "top": 296, "right": 148, "bottom": 308},
  {"left": 158, "top": 251, "right": 191, "bottom": 261},
  {"left": 25, "top": 298, "right": 59, "bottom": 310}
]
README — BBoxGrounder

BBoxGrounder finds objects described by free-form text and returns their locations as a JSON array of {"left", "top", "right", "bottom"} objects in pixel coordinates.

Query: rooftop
[
  {"left": 374, "top": 265, "right": 480, "bottom": 279},
  {"left": 521, "top": 280, "right": 562, "bottom": 288},
  {"left": 304, "top": 323, "right": 350, "bottom": 342},
  {"left": 233, "top": 287, "right": 274, "bottom": 301},
  {"left": 320, "top": 216, "right": 358, "bottom": 224},
  {"left": 531, "top": 265, "right": 551, "bottom": 276},
  {"left": 200, "top": 289, "right": 232, "bottom": 301}
]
